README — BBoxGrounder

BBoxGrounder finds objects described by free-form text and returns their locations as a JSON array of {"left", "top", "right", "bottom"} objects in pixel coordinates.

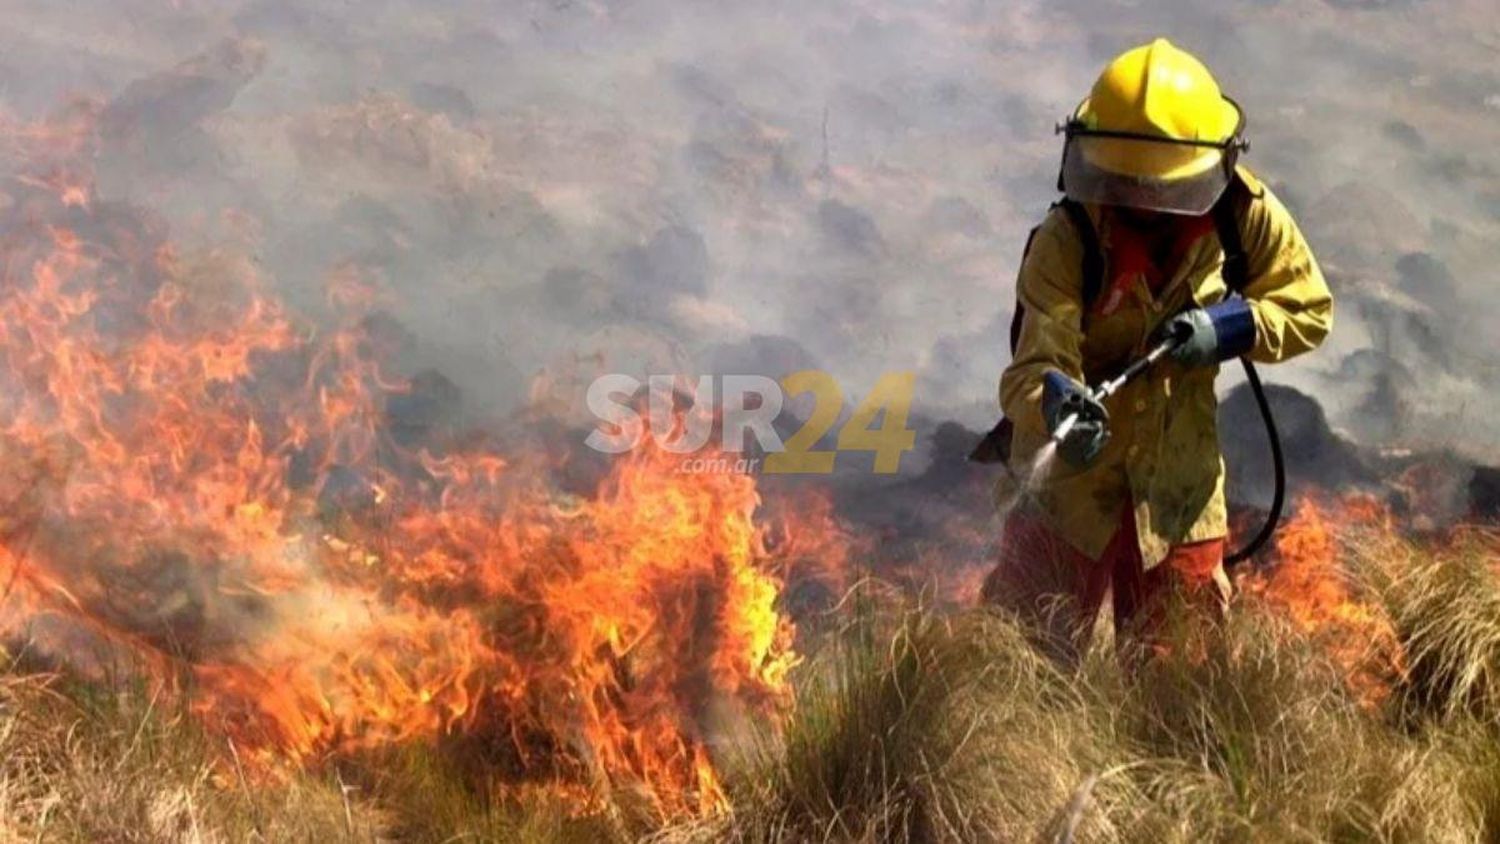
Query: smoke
[{"left": 0, "top": 0, "right": 1496, "bottom": 460}]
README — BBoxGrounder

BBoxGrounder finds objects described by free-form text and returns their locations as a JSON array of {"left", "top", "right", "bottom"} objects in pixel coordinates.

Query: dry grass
[
  {"left": 0, "top": 660, "right": 367, "bottom": 842},
  {"left": 721, "top": 522, "right": 1500, "bottom": 843},
  {"left": 1363, "top": 528, "right": 1500, "bottom": 725},
  {"left": 3, "top": 526, "right": 1500, "bottom": 842},
  {"left": 0, "top": 654, "right": 627, "bottom": 842},
  {"left": 719, "top": 606, "right": 1463, "bottom": 842}
]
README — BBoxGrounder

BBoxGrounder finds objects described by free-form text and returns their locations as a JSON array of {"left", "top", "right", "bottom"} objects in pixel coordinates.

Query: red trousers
[{"left": 981, "top": 506, "right": 1230, "bottom": 665}]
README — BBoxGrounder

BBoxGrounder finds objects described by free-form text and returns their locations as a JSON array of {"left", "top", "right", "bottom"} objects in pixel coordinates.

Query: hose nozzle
[{"left": 1049, "top": 332, "right": 1185, "bottom": 447}]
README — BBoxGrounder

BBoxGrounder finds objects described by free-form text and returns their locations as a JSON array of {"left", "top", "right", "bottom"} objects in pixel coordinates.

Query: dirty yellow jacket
[{"left": 999, "top": 170, "right": 1333, "bottom": 568}]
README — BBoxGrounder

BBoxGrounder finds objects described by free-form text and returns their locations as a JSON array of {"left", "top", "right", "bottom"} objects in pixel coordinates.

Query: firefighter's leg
[
  {"left": 1112, "top": 530, "right": 1230, "bottom": 656},
  {"left": 981, "top": 511, "right": 1110, "bottom": 667}
]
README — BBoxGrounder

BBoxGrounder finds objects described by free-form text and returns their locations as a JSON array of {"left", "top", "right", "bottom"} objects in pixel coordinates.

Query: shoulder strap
[
  {"left": 1008, "top": 199, "right": 1105, "bottom": 354},
  {"left": 1007, "top": 225, "right": 1042, "bottom": 354},
  {"left": 1212, "top": 174, "right": 1252, "bottom": 293},
  {"left": 1056, "top": 198, "right": 1104, "bottom": 312}
]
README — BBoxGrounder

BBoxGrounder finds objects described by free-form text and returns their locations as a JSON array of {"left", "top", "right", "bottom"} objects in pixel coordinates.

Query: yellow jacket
[{"left": 999, "top": 169, "right": 1333, "bottom": 568}]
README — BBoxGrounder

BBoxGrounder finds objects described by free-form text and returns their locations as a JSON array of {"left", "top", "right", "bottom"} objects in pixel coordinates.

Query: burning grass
[
  {"left": 0, "top": 126, "right": 806, "bottom": 821},
  {"left": 5, "top": 502, "right": 1500, "bottom": 841}
]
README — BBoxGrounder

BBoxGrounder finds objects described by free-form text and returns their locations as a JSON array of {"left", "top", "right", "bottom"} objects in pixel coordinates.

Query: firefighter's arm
[
  {"left": 999, "top": 213, "right": 1087, "bottom": 438},
  {"left": 1238, "top": 182, "right": 1334, "bottom": 363}
]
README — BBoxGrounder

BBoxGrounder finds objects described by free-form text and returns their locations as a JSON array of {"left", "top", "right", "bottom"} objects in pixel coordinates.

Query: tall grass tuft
[
  {"left": 0, "top": 659, "right": 366, "bottom": 842},
  {"left": 1362, "top": 527, "right": 1500, "bottom": 725},
  {"left": 724, "top": 595, "right": 1082, "bottom": 841},
  {"left": 724, "top": 583, "right": 1484, "bottom": 843}
]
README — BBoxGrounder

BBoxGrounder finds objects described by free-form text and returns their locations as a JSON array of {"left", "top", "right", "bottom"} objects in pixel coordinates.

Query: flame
[
  {"left": 0, "top": 114, "right": 806, "bottom": 817},
  {"left": 1237, "top": 496, "right": 1407, "bottom": 707}
]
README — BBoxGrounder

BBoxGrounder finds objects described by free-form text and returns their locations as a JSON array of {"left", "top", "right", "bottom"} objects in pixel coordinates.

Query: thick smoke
[{"left": 0, "top": 0, "right": 1496, "bottom": 464}]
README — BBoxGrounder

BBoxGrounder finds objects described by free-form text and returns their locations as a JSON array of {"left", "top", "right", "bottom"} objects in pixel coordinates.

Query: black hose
[{"left": 1225, "top": 358, "right": 1284, "bottom": 565}]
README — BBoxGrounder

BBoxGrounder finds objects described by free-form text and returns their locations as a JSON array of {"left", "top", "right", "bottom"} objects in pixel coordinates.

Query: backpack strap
[
  {"left": 1212, "top": 182, "right": 1249, "bottom": 293},
  {"left": 1055, "top": 198, "right": 1104, "bottom": 314},
  {"left": 1212, "top": 167, "right": 1261, "bottom": 293},
  {"left": 1008, "top": 199, "right": 1103, "bottom": 356},
  {"left": 1007, "top": 225, "right": 1042, "bottom": 354}
]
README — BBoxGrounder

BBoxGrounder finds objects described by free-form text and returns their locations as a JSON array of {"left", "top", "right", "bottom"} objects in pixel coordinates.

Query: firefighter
[{"left": 980, "top": 38, "right": 1333, "bottom": 663}]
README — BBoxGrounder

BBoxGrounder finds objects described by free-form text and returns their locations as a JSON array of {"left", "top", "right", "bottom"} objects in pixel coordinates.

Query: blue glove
[
  {"left": 1041, "top": 370, "right": 1109, "bottom": 467},
  {"left": 1165, "top": 299, "right": 1256, "bottom": 367}
]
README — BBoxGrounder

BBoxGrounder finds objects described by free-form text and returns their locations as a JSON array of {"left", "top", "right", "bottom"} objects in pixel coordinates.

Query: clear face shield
[{"left": 1056, "top": 99, "right": 1248, "bottom": 216}]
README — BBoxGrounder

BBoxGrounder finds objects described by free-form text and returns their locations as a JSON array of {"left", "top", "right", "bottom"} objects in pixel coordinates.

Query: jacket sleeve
[
  {"left": 999, "top": 211, "right": 1087, "bottom": 438},
  {"left": 1238, "top": 183, "right": 1334, "bottom": 363}
]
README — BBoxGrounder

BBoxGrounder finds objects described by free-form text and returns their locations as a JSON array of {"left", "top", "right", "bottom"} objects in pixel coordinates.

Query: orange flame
[
  {"left": 1238, "top": 496, "right": 1407, "bottom": 707},
  {"left": 0, "top": 114, "right": 804, "bottom": 817}
]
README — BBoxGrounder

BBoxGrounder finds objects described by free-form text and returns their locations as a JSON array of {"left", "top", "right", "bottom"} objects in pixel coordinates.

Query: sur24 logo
[{"left": 585, "top": 372, "right": 917, "bottom": 474}]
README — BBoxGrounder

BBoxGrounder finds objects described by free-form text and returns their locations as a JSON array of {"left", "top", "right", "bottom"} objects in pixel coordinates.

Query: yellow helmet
[{"left": 1059, "top": 38, "right": 1247, "bottom": 215}]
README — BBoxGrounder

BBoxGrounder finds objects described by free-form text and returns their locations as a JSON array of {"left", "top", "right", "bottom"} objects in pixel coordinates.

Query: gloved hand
[
  {"left": 1041, "top": 370, "right": 1109, "bottom": 467},
  {"left": 1162, "top": 298, "right": 1257, "bottom": 367}
]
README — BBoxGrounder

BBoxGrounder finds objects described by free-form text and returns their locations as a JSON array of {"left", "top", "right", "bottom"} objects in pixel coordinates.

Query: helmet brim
[{"left": 1060, "top": 134, "right": 1231, "bottom": 215}]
